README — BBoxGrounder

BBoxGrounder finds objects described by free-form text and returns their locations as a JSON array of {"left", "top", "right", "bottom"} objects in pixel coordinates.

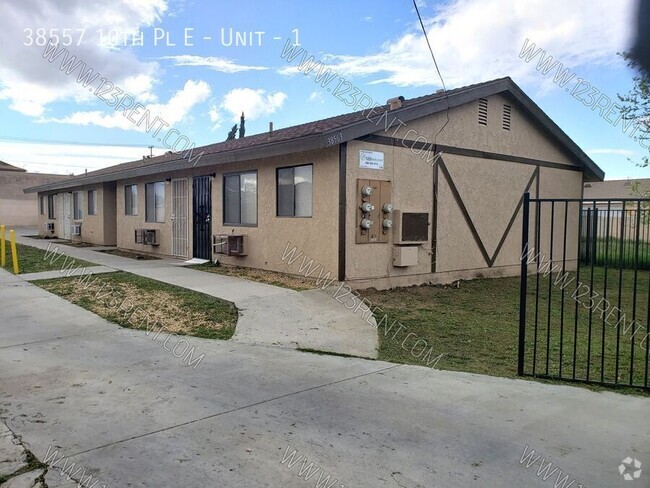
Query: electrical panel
[{"left": 356, "top": 179, "right": 392, "bottom": 244}]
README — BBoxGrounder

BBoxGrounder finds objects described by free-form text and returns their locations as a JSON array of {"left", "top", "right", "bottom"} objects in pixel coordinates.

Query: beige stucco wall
[
  {"left": 344, "top": 93, "right": 585, "bottom": 288},
  {"left": 1, "top": 171, "right": 69, "bottom": 227},
  {"left": 212, "top": 147, "right": 339, "bottom": 273},
  {"left": 112, "top": 147, "right": 339, "bottom": 271},
  {"left": 116, "top": 175, "right": 175, "bottom": 256},
  {"left": 37, "top": 183, "right": 116, "bottom": 245}
]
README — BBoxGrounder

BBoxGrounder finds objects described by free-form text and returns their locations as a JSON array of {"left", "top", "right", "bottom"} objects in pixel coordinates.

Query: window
[
  {"left": 502, "top": 104, "right": 511, "bottom": 131},
  {"left": 87, "top": 190, "right": 97, "bottom": 215},
  {"left": 478, "top": 98, "right": 488, "bottom": 126},
  {"left": 145, "top": 181, "right": 165, "bottom": 223},
  {"left": 277, "top": 164, "right": 313, "bottom": 217},
  {"left": 73, "top": 192, "right": 83, "bottom": 220},
  {"left": 223, "top": 172, "right": 257, "bottom": 225},
  {"left": 39, "top": 195, "right": 45, "bottom": 215},
  {"left": 47, "top": 194, "right": 55, "bottom": 219},
  {"left": 125, "top": 185, "right": 137, "bottom": 215}
]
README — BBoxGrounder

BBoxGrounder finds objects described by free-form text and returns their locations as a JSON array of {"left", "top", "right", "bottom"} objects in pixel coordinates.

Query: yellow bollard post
[
  {"left": 9, "top": 230, "right": 19, "bottom": 274},
  {"left": 0, "top": 225, "right": 5, "bottom": 267}
]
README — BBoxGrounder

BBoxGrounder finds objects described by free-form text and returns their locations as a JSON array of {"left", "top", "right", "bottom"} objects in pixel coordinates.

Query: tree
[
  {"left": 618, "top": 52, "right": 650, "bottom": 169},
  {"left": 239, "top": 112, "right": 245, "bottom": 138},
  {"left": 226, "top": 124, "right": 238, "bottom": 141}
]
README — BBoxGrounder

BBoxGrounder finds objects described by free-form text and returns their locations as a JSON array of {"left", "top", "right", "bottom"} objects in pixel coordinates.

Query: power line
[
  {"left": 412, "top": 0, "right": 450, "bottom": 144},
  {"left": 0, "top": 135, "right": 164, "bottom": 149}
]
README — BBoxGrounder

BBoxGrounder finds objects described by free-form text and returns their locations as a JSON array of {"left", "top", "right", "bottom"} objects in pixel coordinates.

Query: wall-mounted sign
[{"left": 359, "top": 150, "right": 384, "bottom": 170}]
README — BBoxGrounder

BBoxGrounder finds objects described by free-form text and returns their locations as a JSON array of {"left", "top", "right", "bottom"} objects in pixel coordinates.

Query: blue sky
[{"left": 0, "top": 0, "right": 646, "bottom": 180}]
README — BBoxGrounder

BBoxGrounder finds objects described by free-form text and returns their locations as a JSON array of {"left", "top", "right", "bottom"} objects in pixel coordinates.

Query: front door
[
  {"left": 171, "top": 179, "right": 189, "bottom": 257},
  {"left": 192, "top": 176, "right": 212, "bottom": 260},
  {"left": 62, "top": 193, "right": 71, "bottom": 239}
]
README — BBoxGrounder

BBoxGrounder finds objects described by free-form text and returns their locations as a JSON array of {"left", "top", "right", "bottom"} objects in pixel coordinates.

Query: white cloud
[
  {"left": 279, "top": 0, "right": 635, "bottom": 88},
  {"left": 46, "top": 80, "right": 211, "bottom": 130},
  {"left": 0, "top": 140, "right": 167, "bottom": 175},
  {"left": 308, "top": 91, "right": 324, "bottom": 103},
  {"left": 0, "top": 0, "right": 167, "bottom": 117},
  {"left": 588, "top": 148, "right": 637, "bottom": 157},
  {"left": 208, "top": 104, "right": 223, "bottom": 131},
  {"left": 362, "top": 16, "right": 373, "bottom": 22},
  {"left": 220, "top": 88, "right": 287, "bottom": 122},
  {"left": 162, "top": 55, "right": 269, "bottom": 73}
]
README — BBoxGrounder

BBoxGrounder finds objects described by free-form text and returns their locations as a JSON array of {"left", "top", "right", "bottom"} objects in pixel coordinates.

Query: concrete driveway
[{"left": 0, "top": 270, "right": 648, "bottom": 487}]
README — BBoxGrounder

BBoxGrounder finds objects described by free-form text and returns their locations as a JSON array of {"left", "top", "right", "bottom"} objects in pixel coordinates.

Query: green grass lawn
[
  {"left": 34, "top": 271, "right": 238, "bottom": 340},
  {"left": 523, "top": 266, "right": 649, "bottom": 389},
  {"left": 362, "top": 266, "right": 650, "bottom": 395},
  {"left": 1, "top": 243, "right": 95, "bottom": 274},
  {"left": 581, "top": 237, "right": 650, "bottom": 270}
]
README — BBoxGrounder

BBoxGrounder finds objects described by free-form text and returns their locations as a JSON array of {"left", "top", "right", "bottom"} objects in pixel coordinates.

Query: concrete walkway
[
  {"left": 14, "top": 229, "right": 378, "bottom": 358},
  {"left": 0, "top": 269, "right": 648, "bottom": 487}
]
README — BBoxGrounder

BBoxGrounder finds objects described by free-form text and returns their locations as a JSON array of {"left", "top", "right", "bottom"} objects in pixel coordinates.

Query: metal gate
[
  {"left": 518, "top": 193, "right": 650, "bottom": 390},
  {"left": 192, "top": 176, "right": 212, "bottom": 260},
  {"left": 171, "top": 179, "right": 189, "bottom": 257}
]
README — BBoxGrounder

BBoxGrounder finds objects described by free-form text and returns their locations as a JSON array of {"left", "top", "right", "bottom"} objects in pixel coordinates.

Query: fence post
[
  {"left": 0, "top": 225, "right": 5, "bottom": 267},
  {"left": 9, "top": 230, "right": 18, "bottom": 274},
  {"left": 585, "top": 207, "right": 592, "bottom": 264},
  {"left": 518, "top": 192, "right": 531, "bottom": 376}
]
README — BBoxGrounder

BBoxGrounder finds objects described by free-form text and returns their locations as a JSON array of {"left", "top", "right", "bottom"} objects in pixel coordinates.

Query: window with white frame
[
  {"left": 277, "top": 164, "right": 313, "bottom": 217},
  {"left": 223, "top": 172, "right": 257, "bottom": 225},
  {"left": 125, "top": 185, "right": 137, "bottom": 215},
  {"left": 87, "top": 189, "right": 97, "bottom": 215},
  {"left": 145, "top": 181, "right": 165, "bottom": 223},
  {"left": 73, "top": 192, "right": 83, "bottom": 220}
]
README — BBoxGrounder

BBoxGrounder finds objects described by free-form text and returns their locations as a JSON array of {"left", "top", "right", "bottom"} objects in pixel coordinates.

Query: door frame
[
  {"left": 192, "top": 175, "right": 212, "bottom": 260},
  {"left": 171, "top": 178, "right": 189, "bottom": 258},
  {"left": 62, "top": 192, "right": 72, "bottom": 239}
]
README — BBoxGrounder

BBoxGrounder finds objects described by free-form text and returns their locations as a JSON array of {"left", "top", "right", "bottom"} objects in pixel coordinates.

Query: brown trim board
[{"left": 356, "top": 134, "right": 583, "bottom": 173}]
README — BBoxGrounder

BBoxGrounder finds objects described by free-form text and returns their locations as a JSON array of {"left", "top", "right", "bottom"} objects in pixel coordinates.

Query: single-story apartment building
[
  {"left": 25, "top": 77, "right": 604, "bottom": 289},
  {"left": 0, "top": 161, "right": 70, "bottom": 227}
]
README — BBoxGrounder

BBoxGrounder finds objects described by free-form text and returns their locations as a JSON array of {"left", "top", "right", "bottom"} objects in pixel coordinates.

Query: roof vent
[
  {"left": 478, "top": 98, "right": 488, "bottom": 126},
  {"left": 502, "top": 104, "right": 511, "bottom": 131},
  {"left": 269, "top": 121, "right": 274, "bottom": 136},
  {"left": 387, "top": 96, "right": 405, "bottom": 110}
]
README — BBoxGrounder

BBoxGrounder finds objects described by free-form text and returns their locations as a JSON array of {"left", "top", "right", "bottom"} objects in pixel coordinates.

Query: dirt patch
[
  {"left": 59, "top": 240, "right": 96, "bottom": 248},
  {"left": 98, "top": 249, "right": 160, "bottom": 260},
  {"left": 35, "top": 271, "right": 237, "bottom": 339},
  {"left": 189, "top": 263, "right": 321, "bottom": 291}
]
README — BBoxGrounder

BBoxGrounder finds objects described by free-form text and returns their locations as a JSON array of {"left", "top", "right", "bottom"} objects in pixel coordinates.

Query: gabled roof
[
  {"left": 583, "top": 178, "right": 650, "bottom": 200},
  {"left": 25, "top": 77, "right": 604, "bottom": 193},
  {"left": 0, "top": 160, "right": 27, "bottom": 172}
]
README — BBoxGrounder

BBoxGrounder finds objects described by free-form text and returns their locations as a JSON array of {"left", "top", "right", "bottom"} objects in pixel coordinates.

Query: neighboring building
[
  {"left": 0, "top": 161, "right": 70, "bottom": 227},
  {"left": 582, "top": 178, "right": 650, "bottom": 243},
  {"left": 583, "top": 178, "right": 650, "bottom": 209},
  {"left": 25, "top": 77, "right": 604, "bottom": 289}
]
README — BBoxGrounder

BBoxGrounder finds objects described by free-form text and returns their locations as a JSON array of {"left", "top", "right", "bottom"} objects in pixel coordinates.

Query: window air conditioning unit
[
  {"left": 144, "top": 229, "right": 159, "bottom": 246},
  {"left": 134, "top": 229, "right": 159, "bottom": 246},
  {"left": 71, "top": 224, "right": 82, "bottom": 236},
  {"left": 44, "top": 222, "right": 55, "bottom": 232},
  {"left": 213, "top": 234, "right": 247, "bottom": 256},
  {"left": 392, "top": 210, "right": 430, "bottom": 244}
]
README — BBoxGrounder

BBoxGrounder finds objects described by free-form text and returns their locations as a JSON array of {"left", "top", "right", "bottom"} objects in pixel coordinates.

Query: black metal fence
[{"left": 518, "top": 194, "right": 650, "bottom": 390}]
